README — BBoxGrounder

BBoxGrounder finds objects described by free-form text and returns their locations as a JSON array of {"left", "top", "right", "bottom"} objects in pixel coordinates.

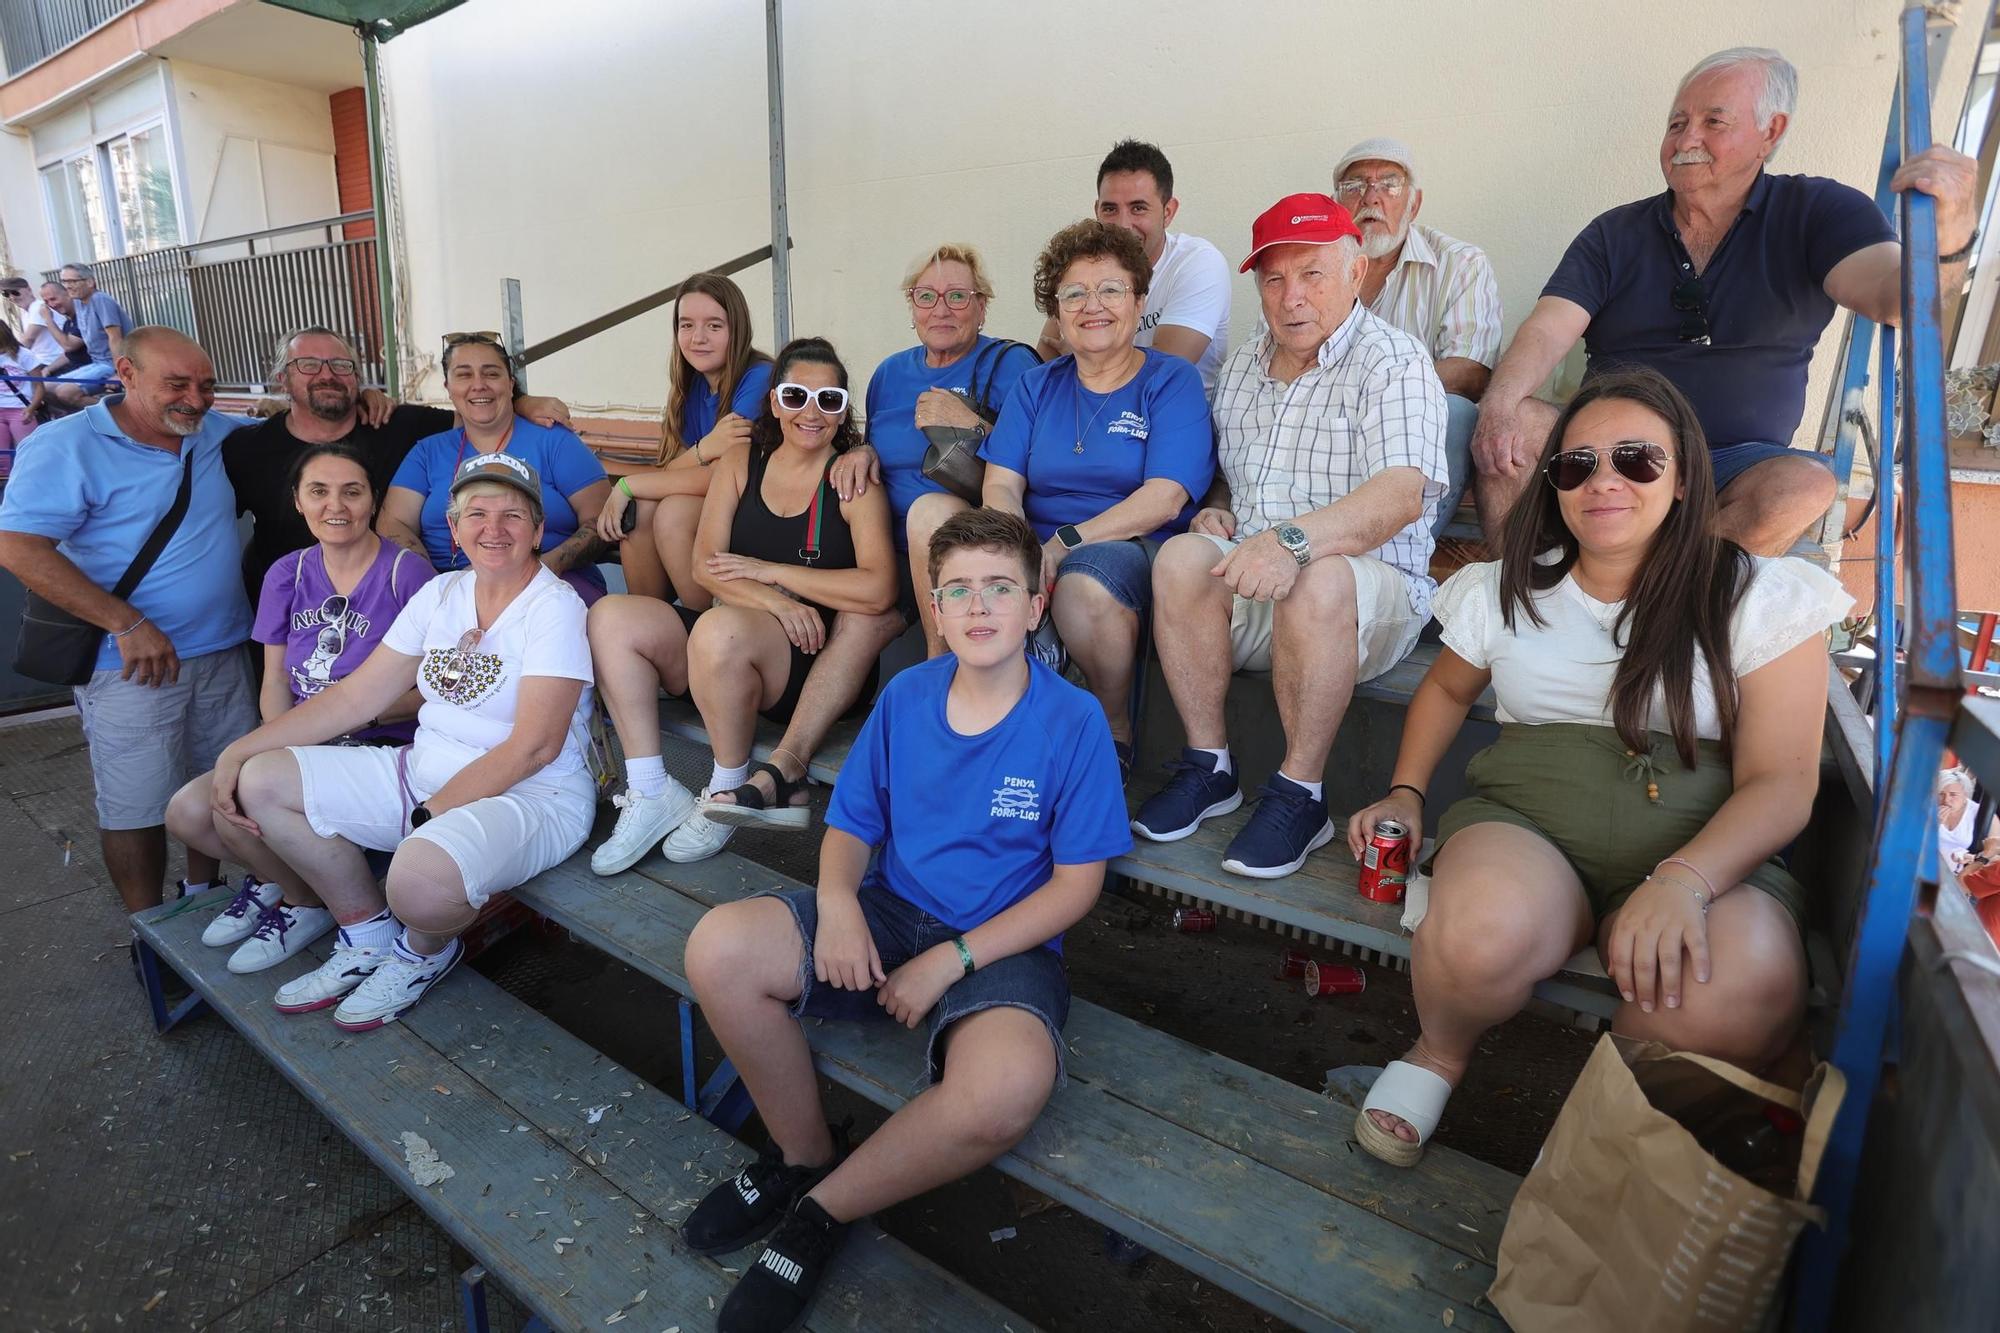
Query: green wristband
[
  {"left": 951, "top": 936, "right": 975, "bottom": 976},
  {"left": 616, "top": 475, "right": 635, "bottom": 499}
]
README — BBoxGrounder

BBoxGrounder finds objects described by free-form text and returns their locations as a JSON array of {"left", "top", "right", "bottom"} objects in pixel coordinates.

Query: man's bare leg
[
  {"left": 1150, "top": 534, "right": 1235, "bottom": 748},
  {"left": 1716, "top": 455, "right": 1840, "bottom": 556},
  {"left": 1269, "top": 558, "right": 1361, "bottom": 782},
  {"left": 102, "top": 826, "right": 167, "bottom": 914}
]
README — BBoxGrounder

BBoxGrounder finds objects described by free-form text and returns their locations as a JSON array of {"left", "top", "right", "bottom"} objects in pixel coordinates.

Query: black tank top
[{"left": 729, "top": 447, "right": 858, "bottom": 617}]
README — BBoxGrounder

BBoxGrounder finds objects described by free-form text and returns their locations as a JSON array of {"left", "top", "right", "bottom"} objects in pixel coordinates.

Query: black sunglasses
[
  {"left": 1672, "top": 277, "right": 1709, "bottom": 345},
  {"left": 1544, "top": 441, "right": 1675, "bottom": 491}
]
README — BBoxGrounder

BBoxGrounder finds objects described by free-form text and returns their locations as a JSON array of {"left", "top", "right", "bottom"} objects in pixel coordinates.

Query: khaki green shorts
[{"left": 1429, "top": 722, "right": 1807, "bottom": 934}]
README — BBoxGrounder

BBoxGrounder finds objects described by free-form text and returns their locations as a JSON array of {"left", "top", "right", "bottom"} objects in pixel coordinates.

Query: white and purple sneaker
[
  {"left": 201, "top": 876, "right": 282, "bottom": 947},
  {"left": 331, "top": 940, "right": 462, "bottom": 1032},
  {"left": 226, "top": 901, "right": 334, "bottom": 974},
  {"left": 273, "top": 940, "right": 391, "bottom": 1014}
]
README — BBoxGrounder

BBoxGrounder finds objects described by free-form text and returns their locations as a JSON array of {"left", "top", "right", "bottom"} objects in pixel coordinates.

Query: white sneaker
[
  {"left": 660, "top": 804, "right": 735, "bottom": 863},
  {"left": 202, "top": 877, "right": 282, "bottom": 947},
  {"left": 332, "top": 942, "right": 462, "bottom": 1031},
  {"left": 226, "top": 902, "right": 335, "bottom": 974},
  {"left": 273, "top": 941, "right": 392, "bottom": 1014},
  {"left": 590, "top": 780, "right": 698, "bottom": 875}
]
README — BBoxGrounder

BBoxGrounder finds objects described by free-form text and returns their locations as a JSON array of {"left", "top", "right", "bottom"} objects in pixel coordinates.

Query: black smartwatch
[
  {"left": 1055, "top": 524, "right": 1084, "bottom": 551},
  {"left": 409, "top": 804, "right": 433, "bottom": 829}
]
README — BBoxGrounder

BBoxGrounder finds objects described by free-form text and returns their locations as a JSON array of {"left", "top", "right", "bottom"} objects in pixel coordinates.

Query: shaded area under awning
[{"left": 261, "top": 0, "right": 469, "bottom": 41}]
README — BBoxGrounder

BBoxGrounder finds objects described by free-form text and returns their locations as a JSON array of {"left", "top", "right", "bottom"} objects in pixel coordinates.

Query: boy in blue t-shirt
[{"left": 680, "top": 508, "right": 1131, "bottom": 1332}]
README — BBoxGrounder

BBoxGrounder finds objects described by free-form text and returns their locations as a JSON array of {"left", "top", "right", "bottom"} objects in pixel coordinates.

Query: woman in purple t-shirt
[{"left": 166, "top": 442, "right": 433, "bottom": 975}]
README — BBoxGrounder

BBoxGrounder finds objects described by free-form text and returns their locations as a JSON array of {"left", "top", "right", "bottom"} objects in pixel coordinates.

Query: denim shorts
[
  {"left": 759, "top": 881, "right": 1072, "bottom": 1088},
  {"left": 1711, "top": 441, "right": 1832, "bottom": 493},
  {"left": 1055, "top": 538, "right": 1157, "bottom": 615}
]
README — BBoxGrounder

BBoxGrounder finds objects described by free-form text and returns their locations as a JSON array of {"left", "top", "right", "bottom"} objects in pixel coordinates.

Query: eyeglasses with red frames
[{"left": 1543, "top": 441, "right": 1675, "bottom": 491}]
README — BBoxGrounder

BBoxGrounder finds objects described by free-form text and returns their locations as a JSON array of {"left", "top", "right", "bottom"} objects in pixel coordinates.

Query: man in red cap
[{"left": 1130, "top": 193, "right": 1449, "bottom": 880}]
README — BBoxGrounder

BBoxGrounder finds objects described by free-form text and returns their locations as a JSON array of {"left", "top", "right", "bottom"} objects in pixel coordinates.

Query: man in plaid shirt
[{"left": 1131, "top": 194, "right": 1449, "bottom": 880}]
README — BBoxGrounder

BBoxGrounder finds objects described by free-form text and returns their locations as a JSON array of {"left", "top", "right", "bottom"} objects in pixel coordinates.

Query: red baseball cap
[{"left": 1239, "top": 193, "right": 1363, "bottom": 273}]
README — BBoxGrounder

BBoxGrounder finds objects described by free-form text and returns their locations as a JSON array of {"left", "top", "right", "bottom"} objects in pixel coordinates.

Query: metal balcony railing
[{"left": 0, "top": 0, "right": 140, "bottom": 79}]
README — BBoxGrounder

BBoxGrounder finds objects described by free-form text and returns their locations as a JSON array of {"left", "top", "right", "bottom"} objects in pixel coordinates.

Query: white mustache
[
  {"left": 1671, "top": 150, "right": 1714, "bottom": 166},
  {"left": 1354, "top": 208, "right": 1388, "bottom": 225}
]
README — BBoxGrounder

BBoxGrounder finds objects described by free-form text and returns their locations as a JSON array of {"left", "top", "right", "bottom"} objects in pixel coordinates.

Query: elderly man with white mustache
[
  {"left": 1333, "top": 137, "right": 1502, "bottom": 531},
  {"left": 1471, "top": 46, "right": 1977, "bottom": 555}
]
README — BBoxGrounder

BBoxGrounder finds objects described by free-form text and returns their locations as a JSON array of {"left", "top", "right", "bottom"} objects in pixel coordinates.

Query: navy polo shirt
[{"left": 1542, "top": 172, "right": 1894, "bottom": 450}]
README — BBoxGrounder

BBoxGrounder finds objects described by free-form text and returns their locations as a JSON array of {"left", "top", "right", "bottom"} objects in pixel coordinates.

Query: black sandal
[{"left": 700, "top": 761, "right": 813, "bottom": 831}]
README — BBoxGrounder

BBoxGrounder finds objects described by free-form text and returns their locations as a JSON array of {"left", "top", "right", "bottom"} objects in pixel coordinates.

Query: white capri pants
[{"left": 289, "top": 743, "right": 594, "bottom": 910}]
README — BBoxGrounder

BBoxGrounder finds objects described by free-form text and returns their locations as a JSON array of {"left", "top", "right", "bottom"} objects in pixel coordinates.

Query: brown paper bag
[{"left": 1489, "top": 1033, "right": 1844, "bottom": 1333}]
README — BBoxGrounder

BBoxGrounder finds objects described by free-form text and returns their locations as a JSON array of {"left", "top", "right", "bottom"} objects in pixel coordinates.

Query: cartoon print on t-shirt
[{"left": 288, "top": 593, "right": 370, "bottom": 697}]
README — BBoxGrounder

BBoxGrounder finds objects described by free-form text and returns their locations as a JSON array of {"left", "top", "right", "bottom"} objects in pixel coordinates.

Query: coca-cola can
[
  {"left": 1358, "top": 818, "right": 1412, "bottom": 904},
  {"left": 1277, "top": 947, "right": 1313, "bottom": 979},
  {"left": 1172, "top": 907, "right": 1216, "bottom": 933},
  {"left": 1304, "top": 960, "right": 1366, "bottom": 996}
]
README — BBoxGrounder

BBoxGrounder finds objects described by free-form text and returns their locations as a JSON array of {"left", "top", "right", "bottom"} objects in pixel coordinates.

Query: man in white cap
[{"left": 1333, "top": 137, "right": 1501, "bottom": 530}]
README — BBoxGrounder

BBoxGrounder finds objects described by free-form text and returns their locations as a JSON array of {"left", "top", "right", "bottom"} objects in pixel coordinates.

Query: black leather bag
[
  {"left": 13, "top": 448, "right": 195, "bottom": 685},
  {"left": 920, "top": 338, "right": 1040, "bottom": 504}
]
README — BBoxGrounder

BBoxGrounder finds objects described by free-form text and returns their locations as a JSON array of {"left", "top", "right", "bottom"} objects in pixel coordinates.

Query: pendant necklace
[{"left": 1073, "top": 351, "right": 1134, "bottom": 454}]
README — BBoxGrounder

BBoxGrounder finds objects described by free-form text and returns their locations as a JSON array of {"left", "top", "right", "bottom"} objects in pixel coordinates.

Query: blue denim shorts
[
  {"left": 759, "top": 881, "right": 1072, "bottom": 1088},
  {"left": 1711, "top": 441, "right": 1832, "bottom": 493},
  {"left": 1055, "top": 538, "right": 1157, "bottom": 614}
]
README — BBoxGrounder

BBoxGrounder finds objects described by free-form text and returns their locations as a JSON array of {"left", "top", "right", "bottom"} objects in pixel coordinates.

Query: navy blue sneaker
[
  {"left": 1132, "top": 748, "right": 1242, "bottom": 842},
  {"left": 1221, "top": 773, "right": 1334, "bottom": 878}
]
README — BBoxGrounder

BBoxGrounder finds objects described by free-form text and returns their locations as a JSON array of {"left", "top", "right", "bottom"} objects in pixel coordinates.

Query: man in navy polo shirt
[
  {"left": 1471, "top": 46, "right": 1977, "bottom": 554},
  {"left": 0, "top": 328, "right": 257, "bottom": 918}
]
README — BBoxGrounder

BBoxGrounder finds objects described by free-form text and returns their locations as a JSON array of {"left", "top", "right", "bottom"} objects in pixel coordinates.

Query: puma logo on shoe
[
  {"left": 757, "top": 1249, "right": 804, "bottom": 1286},
  {"left": 735, "top": 1175, "right": 761, "bottom": 1206}
]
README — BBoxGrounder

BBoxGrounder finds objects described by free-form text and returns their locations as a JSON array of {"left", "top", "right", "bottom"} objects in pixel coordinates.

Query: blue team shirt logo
[
  {"left": 1105, "top": 411, "right": 1148, "bottom": 441},
  {"left": 991, "top": 776, "right": 1041, "bottom": 821}
]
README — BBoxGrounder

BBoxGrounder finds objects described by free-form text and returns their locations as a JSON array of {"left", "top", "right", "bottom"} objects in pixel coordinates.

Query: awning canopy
[{"left": 261, "top": 0, "right": 470, "bottom": 41}]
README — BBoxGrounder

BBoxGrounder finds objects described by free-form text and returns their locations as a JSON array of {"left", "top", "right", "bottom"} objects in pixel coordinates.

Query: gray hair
[
  {"left": 59, "top": 261, "right": 93, "bottom": 278},
  {"left": 1677, "top": 47, "right": 1797, "bottom": 158},
  {"left": 268, "top": 326, "right": 359, "bottom": 388},
  {"left": 1940, "top": 766, "right": 1975, "bottom": 797}
]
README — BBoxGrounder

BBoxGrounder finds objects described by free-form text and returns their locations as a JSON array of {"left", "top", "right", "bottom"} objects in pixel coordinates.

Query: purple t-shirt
[{"left": 254, "top": 535, "right": 435, "bottom": 743}]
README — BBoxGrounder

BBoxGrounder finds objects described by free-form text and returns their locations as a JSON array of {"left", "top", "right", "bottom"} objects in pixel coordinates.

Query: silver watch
[{"left": 1274, "top": 522, "right": 1311, "bottom": 566}]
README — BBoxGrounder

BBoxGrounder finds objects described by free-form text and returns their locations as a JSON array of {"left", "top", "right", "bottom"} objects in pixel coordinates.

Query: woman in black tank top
[{"left": 680, "top": 337, "right": 898, "bottom": 841}]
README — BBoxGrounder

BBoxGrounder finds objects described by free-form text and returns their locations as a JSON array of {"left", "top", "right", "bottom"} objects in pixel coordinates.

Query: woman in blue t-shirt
[
  {"left": 980, "top": 219, "right": 1216, "bottom": 777},
  {"left": 379, "top": 334, "right": 611, "bottom": 602},
  {"left": 593, "top": 273, "right": 774, "bottom": 603},
  {"left": 831, "top": 243, "right": 1040, "bottom": 656}
]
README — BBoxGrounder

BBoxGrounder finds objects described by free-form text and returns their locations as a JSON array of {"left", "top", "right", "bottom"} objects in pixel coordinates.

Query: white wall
[
  {"left": 168, "top": 59, "right": 338, "bottom": 243},
  {"left": 0, "top": 124, "right": 51, "bottom": 277},
  {"left": 380, "top": 0, "right": 1959, "bottom": 442}
]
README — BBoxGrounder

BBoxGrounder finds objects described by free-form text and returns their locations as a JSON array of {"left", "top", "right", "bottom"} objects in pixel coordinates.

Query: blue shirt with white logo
[
  {"left": 826, "top": 655, "right": 1133, "bottom": 948},
  {"left": 683, "top": 361, "right": 773, "bottom": 446},
  {"left": 865, "top": 336, "right": 1039, "bottom": 547},
  {"left": 979, "top": 348, "right": 1214, "bottom": 541}
]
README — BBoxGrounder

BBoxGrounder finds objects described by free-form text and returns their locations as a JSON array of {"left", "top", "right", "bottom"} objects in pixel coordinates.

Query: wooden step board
[
  {"left": 132, "top": 895, "right": 1034, "bottom": 1333},
  {"left": 513, "top": 853, "right": 1514, "bottom": 1333}
]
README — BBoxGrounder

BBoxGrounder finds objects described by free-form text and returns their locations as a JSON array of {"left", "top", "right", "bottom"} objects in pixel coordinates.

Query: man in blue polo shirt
[
  {"left": 0, "top": 327, "right": 256, "bottom": 918},
  {"left": 1471, "top": 46, "right": 1977, "bottom": 554}
]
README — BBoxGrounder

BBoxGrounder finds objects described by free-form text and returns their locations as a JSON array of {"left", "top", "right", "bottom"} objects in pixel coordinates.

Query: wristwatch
[
  {"left": 1274, "top": 523, "right": 1311, "bottom": 566},
  {"left": 1055, "top": 524, "right": 1084, "bottom": 551},
  {"left": 409, "top": 804, "right": 434, "bottom": 829}
]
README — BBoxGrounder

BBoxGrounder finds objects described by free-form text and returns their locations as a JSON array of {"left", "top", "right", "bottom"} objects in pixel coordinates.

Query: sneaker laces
[
  {"left": 1155, "top": 755, "right": 1222, "bottom": 798},
  {"left": 767, "top": 1197, "right": 844, "bottom": 1270},
  {"left": 219, "top": 877, "right": 266, "bottom": 920},
  {"left": 1254, "top": 780, "right": 1320, "bottom": 834},
  {"left": 246, "top": 900, "right": 293, "bottom": 945}
]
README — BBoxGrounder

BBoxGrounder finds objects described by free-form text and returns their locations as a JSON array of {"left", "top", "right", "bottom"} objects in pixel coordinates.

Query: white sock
[
  {"left": 394, "top": 931, "right": 459, "bottom": 968},
  {"left": 709, "top": 761, "right": 750, "bottom": 796},
  {"left": 625, "top": 754, "right": 668, "bottom": 798},
  {"left": 338, "top": 908, "right": 398, "bottom": 951},
  {"left": 1278, "top": 771, "right": 1324, "bottom": 801},
  {"left": 1193, "top": 747, "right": 1232, "bottom": 776},
  {"left": 178, "top": 879, "right": 216, "bottom": 898}
]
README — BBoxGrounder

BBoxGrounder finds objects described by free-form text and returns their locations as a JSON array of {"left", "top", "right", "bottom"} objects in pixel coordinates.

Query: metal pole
[
  {"left": 765, "top": 0, "right": 793, "bottom": 345},
  {"left": 361, "top": 30, "right": 400, "bottom": 396},
  {"left": 502, "top": 278, "right": 526, "bottom": 392}
]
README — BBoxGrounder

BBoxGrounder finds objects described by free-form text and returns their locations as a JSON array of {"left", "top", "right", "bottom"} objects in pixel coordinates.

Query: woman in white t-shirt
[
  {"left": 1938, "top": 767, "right": 1999, "bottom": 874},
  {"left": 1343, "top": 368, "right": 1851, "bottom": 1168},
  {"left": 209, "top": 453, "right": 597, "bottom": 1032}
]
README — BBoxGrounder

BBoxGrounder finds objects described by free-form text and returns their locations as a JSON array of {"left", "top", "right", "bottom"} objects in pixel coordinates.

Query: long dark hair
[
  {"left": 750, "top": 336, "right": 862, "bottom": 458},
  {"left": 1496, "top": 367, "right": 1750, "bottom": 767},
  {"left": 286, "top": 440, "right": 381, "bottom": 521}
]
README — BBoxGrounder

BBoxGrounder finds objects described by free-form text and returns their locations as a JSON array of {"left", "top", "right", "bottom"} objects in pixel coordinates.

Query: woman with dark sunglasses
[{"left": 1343, "top": 367, "right": 1849, "bottom": 1169}]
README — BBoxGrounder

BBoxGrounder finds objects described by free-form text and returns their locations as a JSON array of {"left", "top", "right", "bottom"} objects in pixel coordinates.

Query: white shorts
[
  {"left": 1191, "top": 534, "right": 1422, "bottom": 680},
  {"left": 290, "top": 743, "right": 594, "bottom": 910}
]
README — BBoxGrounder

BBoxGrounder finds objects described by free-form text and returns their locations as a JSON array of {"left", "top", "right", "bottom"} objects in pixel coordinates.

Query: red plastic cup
[
  {"left": 1277, "top": 948, "right": 1312, "bottom": 979},
  {"left": 1304, "top": 960, "right": 1366, "bottom": 996}
]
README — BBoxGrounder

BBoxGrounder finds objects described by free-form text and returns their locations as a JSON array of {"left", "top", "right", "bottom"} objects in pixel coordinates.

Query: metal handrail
[
  {"left": 182, "top": 212, "right": 375, "bottom": 257},
  {"left": 515, "top": 243, "right": 778, "bottom": 367}
]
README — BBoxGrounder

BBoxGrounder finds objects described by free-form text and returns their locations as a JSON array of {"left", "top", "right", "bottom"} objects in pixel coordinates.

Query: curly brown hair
[{"left": 1031, "top": 219, "right": 1153, "bottom": 319}]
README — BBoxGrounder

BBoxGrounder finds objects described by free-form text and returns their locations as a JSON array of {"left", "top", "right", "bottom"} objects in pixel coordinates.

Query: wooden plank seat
[
  {"left": 131, "top": 893, "right": 1033, "bottom": 1333},
  {"left": 511, "top": 852, "right": 1515, "bottom": 1333}
]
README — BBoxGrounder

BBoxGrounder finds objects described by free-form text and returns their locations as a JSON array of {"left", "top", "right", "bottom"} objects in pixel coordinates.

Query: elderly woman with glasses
[
  {"left": 378, "top": 333, "right": 611, "bottom": 602},
  {"left": 206, "top": 453, "right": 599, "bottom": 1031},
  {"left": 1343, "top": 368, "right": 1849, "bottom": 1169},
  {"left": 835, "top": 244, "right": 1041, "bottom": 655},
  {"left": 978, "top": 219, "right": 1215, "bottom": 776}
]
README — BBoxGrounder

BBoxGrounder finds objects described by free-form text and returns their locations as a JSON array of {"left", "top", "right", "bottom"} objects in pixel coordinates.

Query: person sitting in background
[
  {"left": 596, "top": 273, "right": 774, "bottom": 603},
  {"left": 1332, "top": 137, "right": 1502, "bottom": 531},
  {"left": 0, "top": 319, "right": 42, "bottom": 475},
  {"left": 52, "top": 264, "right": 128, "bottom": 403},
  {"left": 378, "top": 334, "right": 610, "bottom": 602},
  {"left": 678, "top": 508, "right": 1130, "bottom": 1333},
  {"left": 1346, "top": 368, "right": 1850, "bottom": 1168},
  {"left": 981, "top": 219, "right": 1215, "bottom": 777},
  {"left": 840, "top": 242, "right": 1040, "bottom": 655},
  {"left": 208, "top": 453, "right": 597, "bottom": 1030},
  {"left": 30, "top": 279, "right": 93, "bottom": 407},
  {"left": 1939, "top": 766, "right": 1998, "bottom": 875},
  {"left": 165, "top": 441, "right": 434, "bottom": 973},
  {"left": 1132, "top": 194, "right": 1448, "bottom": 879},
  {"left": 3, "top": 277, "right": 65, "bottom": 376}
]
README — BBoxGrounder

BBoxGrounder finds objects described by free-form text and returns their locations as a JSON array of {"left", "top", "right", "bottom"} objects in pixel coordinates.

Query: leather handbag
[
  {"left": 13, "top": 447, "right": 196, "bottom": 685},
  {"left": 920, "top": 338, "right": 1040, "bottom": 505}
]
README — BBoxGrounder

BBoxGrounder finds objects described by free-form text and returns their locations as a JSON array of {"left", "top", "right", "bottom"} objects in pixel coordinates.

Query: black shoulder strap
[
  {"left": 968, "top": 339, "right": 1043, "bottom": 417},
  {"left": 109, "top": 446, "right": 197, "bottom": 601}
]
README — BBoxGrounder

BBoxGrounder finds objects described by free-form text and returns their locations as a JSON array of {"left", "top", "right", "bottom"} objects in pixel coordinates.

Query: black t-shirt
[{"left": 223, "top": 404, "right": 454, "bottom": 594}]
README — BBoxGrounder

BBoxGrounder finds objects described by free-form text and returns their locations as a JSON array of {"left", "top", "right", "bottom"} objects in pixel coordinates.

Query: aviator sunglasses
[
  {"left": 1543, "top": 441, "right": 1675, "bottom": 491},
  {"left": 775, "top": 382, "right": 849, "bottom": 414}
]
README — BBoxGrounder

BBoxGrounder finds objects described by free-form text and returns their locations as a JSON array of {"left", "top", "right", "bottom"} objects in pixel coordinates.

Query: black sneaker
[
  {"left": 682, "top": 1129, "right": 846, "bottom": 1257},
  {"left": 718, "top": 1196, "right": 847, "bottom": 1333}
]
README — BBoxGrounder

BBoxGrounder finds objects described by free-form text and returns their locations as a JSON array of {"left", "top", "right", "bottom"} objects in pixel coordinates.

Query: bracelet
[
  {"left": 1652, "top": 873, "right": 1710, "bottom": 917},
  {"left": 114, "top": 614, "right": 147, "bottom": 637},
  {"left": 694, "top": 441, "right": 710, "bottom": 467},
  {"left": 1940, "top": 229, "right": 1979, "bottom": 265},
  {"left": 951, "top": 935, "right": 975, "bottom": 977},
  {"left": 616, "top": 476, "right": 635, "bottom": 499},
  {"left": 1388, "top": 783, "right": 1426, "bottom": 808},
  {"left": 1654, "top": 857, "right": 1716, "bottom": 904}
]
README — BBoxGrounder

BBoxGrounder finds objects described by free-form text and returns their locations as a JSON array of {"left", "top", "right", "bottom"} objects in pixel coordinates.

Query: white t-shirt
[
  {"left": 381, "top": 566, "right": 596, "bottom": 782},
  {"left": 21, "top": 300, "right": 67, "bottom": 368},
  {"left": 1434, "top": 555, "right": 1853, "bottom": 737},
  {"left": 1138, "top": 230, "right": 1231, "bottom": 396},
  {"left": 0, "top": 352, "right": 35, "bottom": 408},
  {"left": 1940, "top": 798, "right": 1995, "bottom": 863}
]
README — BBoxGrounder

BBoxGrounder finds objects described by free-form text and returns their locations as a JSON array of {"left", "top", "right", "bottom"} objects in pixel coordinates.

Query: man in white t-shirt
[{"left": 1037, "top": 138, "right": 1232, "bottom": 395}]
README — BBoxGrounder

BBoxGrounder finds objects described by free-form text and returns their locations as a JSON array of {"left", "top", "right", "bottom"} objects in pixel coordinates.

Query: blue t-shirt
[
  {"left": 683, "top": 361, "right": 774, "bottom": 446},
  {"left": 865, "top": 337, "right": 1039, "bottom": 545},
  {"left": 389, "top": 416, "right": 608, "bottom": 578},
  {"left": 826, "top": 656, "right": 1133, "bottom": 949},
  {"left": 74, "top": 292, "right": 130, "bottom": 364},
  {"left": 0, "top": 399, "right": 252, "bottom": 670},
  {"left": 1541, "top": 172, "right": 1895, "bottom": 450},
  {"left": 979, "top": 348, "right": 1214, "bottom": 541}
]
